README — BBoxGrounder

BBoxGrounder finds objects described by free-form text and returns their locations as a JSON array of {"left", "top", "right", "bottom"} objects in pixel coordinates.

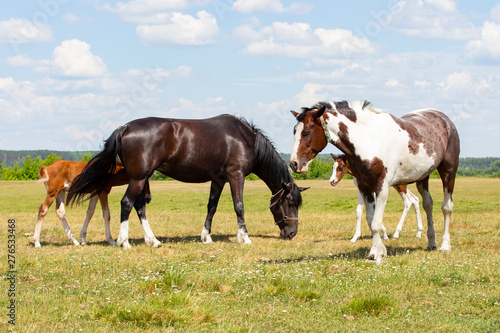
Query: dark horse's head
[
  {"left": 250, "top": 124, "right": 308, "bottom": 240},
  {"left": 269, "top": 182, "right": 307, "bottom": 240}
]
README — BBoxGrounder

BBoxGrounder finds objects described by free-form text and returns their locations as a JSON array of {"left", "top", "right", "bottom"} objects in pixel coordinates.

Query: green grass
[{"left": 0, "top": 178, "right": 499, "bottom": 332}]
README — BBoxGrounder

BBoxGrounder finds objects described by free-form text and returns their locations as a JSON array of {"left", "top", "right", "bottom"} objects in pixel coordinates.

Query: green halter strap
[{"left": 319, "top": 115, "right": 333, "bottom": 143}]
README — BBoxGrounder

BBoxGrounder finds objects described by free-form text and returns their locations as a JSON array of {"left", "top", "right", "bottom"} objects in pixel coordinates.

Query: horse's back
[
  {"left": 120, "top": 115, "right": 256, "bottom": 182},
  {"left": 390, "top": 109, "right": 459, "bottom": 184}
]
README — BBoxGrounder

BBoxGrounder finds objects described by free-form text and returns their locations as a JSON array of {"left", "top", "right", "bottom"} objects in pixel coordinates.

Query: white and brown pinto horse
[
  {"left": 329, "top": 154, "right": 423, "bottom": 242},
  {"left": 35, "top": 160, "right": 149, "bottom": 247},
  {"left": 290, "top": 100, "right": 460, "bottom": 263}
]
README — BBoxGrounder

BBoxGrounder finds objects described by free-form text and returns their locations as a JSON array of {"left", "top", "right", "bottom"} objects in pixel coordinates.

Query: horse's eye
[
  {"left": 302, "top": 130, "right": 311, "bottom": 137},
  {"left": 339, "top": 166, "right": 343, "bottom": 172}
]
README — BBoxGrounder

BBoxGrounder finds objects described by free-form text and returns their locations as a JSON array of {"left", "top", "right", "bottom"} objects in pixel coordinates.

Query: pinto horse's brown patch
[{"left": 349, "top": 156, "right": 388, "bottom": 202}]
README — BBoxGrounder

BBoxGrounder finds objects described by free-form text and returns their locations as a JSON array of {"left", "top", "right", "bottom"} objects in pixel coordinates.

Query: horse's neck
[
  {"left": 326, "top": 111, "right": 385, "bottom": 156},
  {"left": 253, "top": 163, "right": 289, "bottom": 195}
]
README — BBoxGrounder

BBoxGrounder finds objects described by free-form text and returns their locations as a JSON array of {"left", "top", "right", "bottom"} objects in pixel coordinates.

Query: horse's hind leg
[
  {"left": 80, "top": 195, "right": 98, "bottom": 245},
  {"left": 201, "top": 180, "right": 225, "bottom": 244},
  {"left": 55, "top": 192, "right": 80, "bottom": 246},
  {"left": 416, "top": 176, "right": 436, "bottom": 250},
  {"left": 34, "top": 193, "right": 56, "bottom": 247},
  {"left": 437, "top": 165, "right": 457, "bottom": 252}
]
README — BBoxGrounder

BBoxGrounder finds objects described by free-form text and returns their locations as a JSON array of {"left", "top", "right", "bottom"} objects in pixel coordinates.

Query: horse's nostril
[
  {"left": 288, "top": 231, "right": 296, "bottom": 239},
  {"left": 290, "top": 161, "right": 298, "bottom": 172}
]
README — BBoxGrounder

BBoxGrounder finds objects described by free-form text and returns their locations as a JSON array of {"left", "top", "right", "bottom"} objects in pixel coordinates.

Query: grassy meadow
[{"left": 0, "top": 177, "right": 499, "bottom": 332}]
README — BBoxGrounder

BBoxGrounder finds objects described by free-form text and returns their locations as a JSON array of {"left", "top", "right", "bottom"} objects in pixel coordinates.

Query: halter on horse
[
  {"left": 68, "top": 115, "right": 307, "bottom": 248},
  {"left": 290, "top": 100, "right": 459, "bottom": 263}
]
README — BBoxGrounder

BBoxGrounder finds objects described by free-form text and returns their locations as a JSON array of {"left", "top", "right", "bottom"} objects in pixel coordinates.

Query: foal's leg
[
  {"left": 201, "top": 180, "right": 225, "bottom": 244},
  {"left": 55, "top": 192, "right": 80, "bottom": 246},
  {"left": 393, "top": 185, "right": 410, "bottom": 239},
  {"left": 350, "top": 190, "right": 364, "bottom": 242},
  {"left": 416, "top": 176, "right": 436, "bottom": 250},
  {"left": 98, "top": 192, "right": 116, "bottom": 246},
  {"left": 34, "top": 193, "right": 56, "bottom": 248},
  {"left": 134, "top": 189, "right": 161, "bottom": 248},
  {"left": 79, "top": 195, "right": 98, "bottom": 245},
  {"left": 228, "top": 173, "right": 251, "bottom": 244},
  {"left": 408, "top": 189, "right": 424, "bottom": 238}
]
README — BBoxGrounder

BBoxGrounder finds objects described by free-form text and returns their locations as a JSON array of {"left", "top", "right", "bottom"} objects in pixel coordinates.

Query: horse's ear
[
  {"left": 312, "top": 104, "right": 326, "bottom": 120},
  {"left": 282, "top": 182, "right": 292, "bottom": 191},
  {"left": 291, "top": 110, "right": 299, "bottom": 118},
  {"left": 298, "top": 187, "right": 309, "bottom": 192},
  {"left": 330, "top": 153, "right": 338, "bottom": 160}
]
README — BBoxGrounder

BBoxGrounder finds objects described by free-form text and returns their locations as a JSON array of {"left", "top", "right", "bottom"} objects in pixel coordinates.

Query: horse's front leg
[
  {"left": 201, "top": 180, "right": 225, "bottom": 244},
  {"left": 228, "top": 173, "right": 251, "bottom": 244},
  {"left": 360, "top": 184, "right": 389, "bottom": 264},
  {"left": 117, "top": 179, "right": 153, "bottom": 249},
  {"left": 134, "top": 188, "right": 161, "bottom": 248}
]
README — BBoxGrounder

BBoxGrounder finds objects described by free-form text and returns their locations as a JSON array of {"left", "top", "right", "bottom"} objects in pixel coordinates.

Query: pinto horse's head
[
  {"left": 329, "top": 153, "right": 349, "bottom": 187},
  {"left": 289, "top": 104, "right": 329, "bottom": 173},
  {"left": 270, "top": 182, "right": 308, "bottom": 240}
]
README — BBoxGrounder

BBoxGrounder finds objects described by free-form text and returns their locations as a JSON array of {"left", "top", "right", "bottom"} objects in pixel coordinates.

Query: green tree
[
  {"left": 81, "top": 152, "right": 92, "bottom": 162},
  {"left": 43, "top": 153, "right": 61, "bottom": 165}
]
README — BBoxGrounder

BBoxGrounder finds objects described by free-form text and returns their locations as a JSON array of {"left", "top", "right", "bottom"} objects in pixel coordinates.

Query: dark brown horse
[{"left": 67, "top": 115, "right": 306, "bottom": 249}]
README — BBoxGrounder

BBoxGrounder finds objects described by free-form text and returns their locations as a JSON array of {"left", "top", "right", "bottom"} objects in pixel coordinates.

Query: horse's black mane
[
  {"left": 238, "top": 117, "right": 302, "bottom": 206},
  {"left": 296, "top": 100, "right": 374, "bottom": 122}
]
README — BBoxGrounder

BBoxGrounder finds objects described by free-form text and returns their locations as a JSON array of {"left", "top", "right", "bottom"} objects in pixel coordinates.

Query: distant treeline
[
  {"left": 1, "top": 150, "right": 499, "bottom": 180},
  {"left": 0, "top": 150, "right": 99, "bottom": 168}
]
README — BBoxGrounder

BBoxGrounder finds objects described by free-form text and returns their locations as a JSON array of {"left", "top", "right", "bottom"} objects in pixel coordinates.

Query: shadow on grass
[{"left": 260, "top": 243, "right": 426, "bottom": 265}]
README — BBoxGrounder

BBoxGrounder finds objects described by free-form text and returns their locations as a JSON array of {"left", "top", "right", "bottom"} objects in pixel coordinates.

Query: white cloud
[
  {"left": 62, "top": 12, "right": 83, "bottom": 24},
  {"left": 0, "top": 18, "right": 52, "bottom": 43},
  {"left": 100, "top": 1, "right": 219, "bottom": 45},
  {"left": 99, "top": 0, "right": 189, "bottom": 23},
  {"left": 440, "top": 71, "right": 473, "bottom": 97},
  {"left": 137, "top": 11, "right": 219, "bottom": 45},
  {"left": 414, "top": 80, "right": 431, "bottom": 87},
  {"left": 384, "top": 78, "right": 404, "bottom": 87},
  {"left": 7, "top": 39, "right": 107, "bottom": 77},
  {"left": 465, "top": 21, "right": 500, "bottom": 62},
  {"left": 162, "top": 96, "right": 235, "bottom": 118},
  {"left": 52, "top": 39, "right": 107, "bottom": 77},
  {"left": 491, "top": 3, "right": 500, "bottom": 23},
  {"left": 234, "top": 20, "right": 375, "bottom": 58},
  {"left": 232, "top": 0, "right": 313, "bottom": 14},
  {"left": 297, "top": 62, "right": 370, "bottom": 81},
  {"left": 387, "top": 0, "right": 478, "bottom": 40}
]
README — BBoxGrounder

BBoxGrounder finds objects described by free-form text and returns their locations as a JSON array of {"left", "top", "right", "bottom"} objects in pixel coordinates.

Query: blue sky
[{"left": 1, "top": 0, "right": 500, "bottom": 157}]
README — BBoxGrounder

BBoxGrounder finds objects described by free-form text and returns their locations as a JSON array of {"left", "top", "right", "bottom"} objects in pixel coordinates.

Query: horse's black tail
[{"left": 67, "top": 125, "right": 128, "bottom": 206}]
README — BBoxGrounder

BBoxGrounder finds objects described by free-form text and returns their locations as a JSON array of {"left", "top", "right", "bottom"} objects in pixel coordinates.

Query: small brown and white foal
[{"left": 34, "top": 160, "right": 147, "bottom": 247}]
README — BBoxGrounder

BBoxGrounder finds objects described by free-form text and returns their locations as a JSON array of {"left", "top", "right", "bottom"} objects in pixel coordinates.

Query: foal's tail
[
  {"left": 36, "top": 166, "right": 49, "bottom": 184},
  {"left": 67, "top": 125, "right": 128, "bottom": 206}
]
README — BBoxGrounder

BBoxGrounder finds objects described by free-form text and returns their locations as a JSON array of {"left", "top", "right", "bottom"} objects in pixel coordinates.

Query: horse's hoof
[{"left": 427, "top": 245, "right": 437, "bottom": 251}]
